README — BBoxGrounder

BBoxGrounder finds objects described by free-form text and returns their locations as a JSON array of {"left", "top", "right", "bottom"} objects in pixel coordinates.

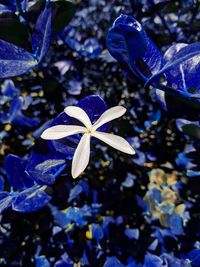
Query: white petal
[
  {"left": 72, "top": 133, "right": 91, "bottom": 178},
  {"left": 93, "top": 106, "right": 126, "bottom": 130},
  {"left": 92, "top": 131, "right": 135, "bottom": 155},
  {"left": 41, "top": 125, "right": 86, "bottom": 140},
  {"left": 64, "top": 106, "right": 92, "bottom": 129}
]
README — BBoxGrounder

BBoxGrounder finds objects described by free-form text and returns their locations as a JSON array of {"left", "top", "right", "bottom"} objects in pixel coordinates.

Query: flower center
[{"left": 87, "top": 127, "right": 94, "bottom": 134}]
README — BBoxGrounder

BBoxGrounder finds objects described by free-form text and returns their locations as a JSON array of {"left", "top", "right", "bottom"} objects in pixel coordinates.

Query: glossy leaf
[
  {"left": 26, "top": 158, "right": 66, "bottom": 185},
  {"left": 0, "top": 192, "right": 14, "bottom": 213},
  {"left": 146, "top": 42, "right": 200, "bottom": 100},
  {"left": 107, "top": 14, "right": 146, "bottom": 65},
  {"left": 32, "top": 5, "right": 52, "bottom": 61},
  {"left": 188, "top": 249, "right": 200, "bottom": 267},
  {"left": 4, "top": 154, "right": 34, "bottom": 190},
  {"left": 12, "top": 186, "right": 51, "bottom": 212},
  {"left": 106, "top": 14, "right": 163, "bottom": 81},
  {"left": 0, "top": 39, "right": 36, "bottom": 78}
]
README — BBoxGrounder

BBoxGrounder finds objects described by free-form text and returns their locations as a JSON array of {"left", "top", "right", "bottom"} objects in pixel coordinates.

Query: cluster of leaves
[{"left": 0, "top": 0, "right": 200, "bottom": 266}]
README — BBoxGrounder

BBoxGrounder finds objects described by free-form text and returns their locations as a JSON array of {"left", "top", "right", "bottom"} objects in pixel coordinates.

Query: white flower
[{"left": 41, "top": 106, "right": 135, "bottom": 178}]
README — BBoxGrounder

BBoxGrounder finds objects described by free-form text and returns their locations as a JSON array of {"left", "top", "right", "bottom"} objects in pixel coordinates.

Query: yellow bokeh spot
[
  {"left": 86, "top": 225, "right": 92, "bottom": 240},
  {"left": 39, "top": 91, "right": 44, "bottom": 97},
  {"left": 4, "top": 124, "right": 12, "bottom": 131}
]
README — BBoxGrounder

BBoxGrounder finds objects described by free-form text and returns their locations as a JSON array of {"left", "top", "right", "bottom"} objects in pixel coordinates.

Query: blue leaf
[
  {"left": 20, "top": 0, "right": 28, "bottom": 13},
  {"left": 144, "top": 253, "right": 163, "bottom": 267},
  {"left": 77, "top": 95, "right": 108, "bottom": 125},
  {"left": 50, "top": 111, "right": 79, "bottom": 157},
  {"left": 50, "top": 204, "right": 92, "bottom": 228},
  {"left": 163, "top": 43, "right": 200, "bottom": 94},
  {"left": 107, "top": 14, "right": 146, "bottom": 65},
  {"left": 107, "top": 14, "right": 162, "bottom": 81},
  {"left": 32, "top": 6, "right": 52, "bottom": 62},
  {"left": 146, "top": 42, "right": 200, "bottom": 101},
  {"left": 141, "top": 35, "right": 163, "bottom": 77},
  {"left": 124, "top": 228, "right": 139, "bottom": 240},
  {"left": 0, "top": 39, "right": 37, "bottom": 78},
  {"left": 25, "top": 139, "right": 67, "bottom": 185},
  {"left": 0, "top": 176, "right": 4, "bottom": 191},
  {"left": 168, "top": 212, "right": 184, "bottom": 235},
  {"left": 4, "top": 154, "right": 34, "bottom": 190},
  {"left": 0, "top": 192, "right": 14, "bottom": 213},
  {"left": 0, "top": 4, "right": 15, "bottom": 14},
  {"left": 12, "top": 185, "right": 51, "bottom": 212},
  {"left": 103, "top": 256, "right": 125, "bottom": 267},
  {"left": 13, "top": 114, "right": 40, "bottom": 128},
  {"left": 91, "top": 223, "right": 104, "bottom": 241},
  {"left": 35, "top": 255, "right": 50, "bottom": 267},
  {"left": 1, "top": 79, "right": 19, "bottom": 98},
  {"left": 5, "top": 96, "right": 23, "bottom": 123},
  {"left": 26, "top": 158, "right": 66, "bottom": 185},
  {"left": 188, "top": 249, "right": 200, "bottom": 267},
  {"left": 68, "top": 184, "right": 83, "bottom": 202},
  {"left": 32, "top": 120, "right": 53, "bottom": 139},
  {"left": 68, "top": 80, "right": 82, "bottom": 95},
  {"left": 54, "top": 252, "right": 74, "bottom": 267},
  {"left": 81, "top": 38, "right": 103, "bottom": 59},
  {"left": 155, "top": 89, "right": 167, "bottom": 111},
  {"left": 161, "top": 253, "right": 190, "bottom": 267}
]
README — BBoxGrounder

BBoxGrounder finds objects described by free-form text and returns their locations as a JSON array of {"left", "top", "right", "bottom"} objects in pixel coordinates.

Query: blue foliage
[
  {"left": 4, "top": 154, "right": 34, "bottom": 190},
  {"left": 144, "top": 253, "right": 164, "bottom": 267},
  {"left": 0, "top": 176, "right": 5, "bottom": 191},
  {"left": 188, "top": 249, "right": 200, "bottom": 267},
  {"left": 90, "top": 223, "right": 104, "bottom": 241},
  {"left": 146, "top": 42, "right": 200, "bottom": 101},
  {"left": 0, "top": 5, "right": 52, "bottom": 78},
  {"left": 0, "top": 81, "right": 39, "bottom": 130},
  {"left": 107, "top": 14, "right": 200, "bottom": 106},
  {"left": 107, "top": 14, "right": 163, "bottom": 81},
  {"left": 0, "top": 192, "right": 15, "bottom": 213},
  {"left": 50, "top": 204, "right": 94, "bottom": 228},
  {"left": 26, "top": 151, "right": 66, "bottom": 185},
  {"left": 0, "top": 0, "right": 199, "bottom": 265},
  {"left": 0, "top": 39, "right": 37, "bottom": 78},
  {"left": 12, "top": 185, "right": 51, "bottom": 212},
  {"left": 32, "top": 6, "right": 52, "bottom": 62},
  {"left": 124, "top": 228, "right": 139, "bottom": 240},
  {"left": 35, "top": 255, "right": 50, "bottom": 267},
  {"left": 103, "top": 256, "right": 125, "bottom": 267}
]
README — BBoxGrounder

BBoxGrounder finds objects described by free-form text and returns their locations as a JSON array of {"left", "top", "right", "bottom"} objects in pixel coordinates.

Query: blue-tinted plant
[
  {"left": 0, "top": 79, "right": 39, "bottom": 130},
  {"left": 0, "top": 95, "right": 134, "bottom": 213},
  {"left": 107, "top": 14, "right": 200, "bottom": 108},
  {"left": 0, "top": 4, "right": 52, "bottom": 78}
]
